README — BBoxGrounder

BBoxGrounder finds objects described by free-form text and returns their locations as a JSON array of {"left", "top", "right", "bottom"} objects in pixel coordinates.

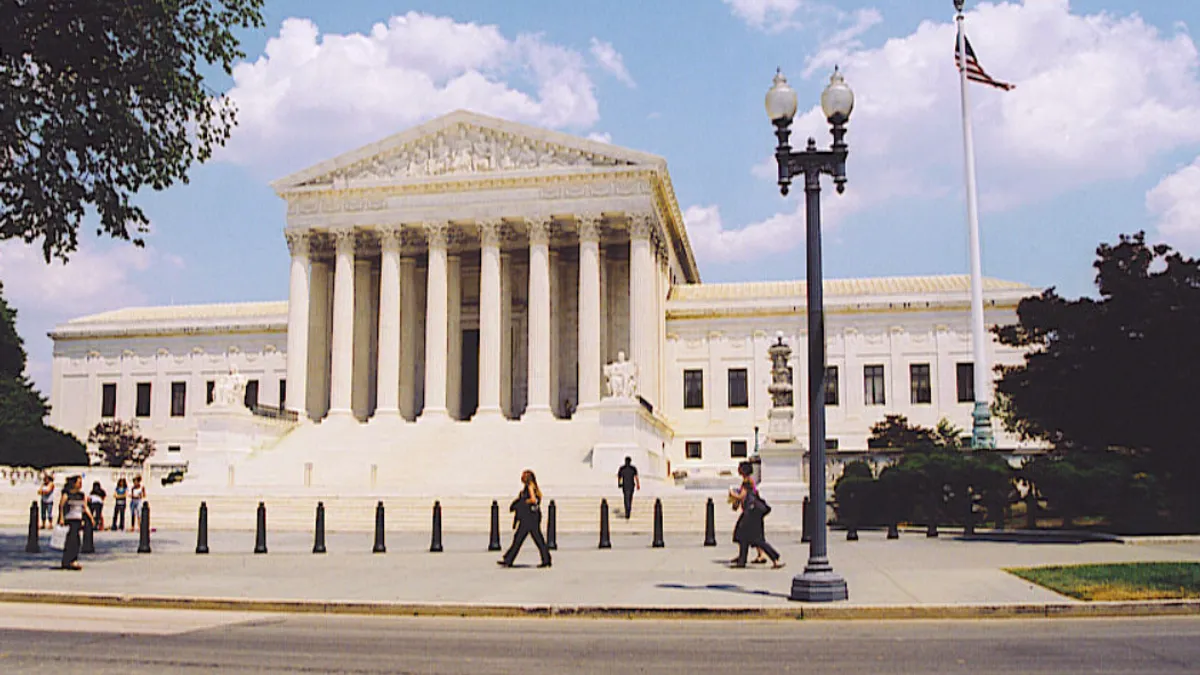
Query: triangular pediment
[{"left": 272, "top": 110, "right": 665, "bottom": 192}]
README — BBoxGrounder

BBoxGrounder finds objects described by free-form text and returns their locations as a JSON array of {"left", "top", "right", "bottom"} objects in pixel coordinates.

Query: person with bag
[
  {"left": 729, "top": 462, "right": 784, "bottom": 569},
  {"left": 498, "top": 470, "right": 552, "bottom": 569},
  {"left": 57, "top": 475, "right": 95, "bottom": 571}
]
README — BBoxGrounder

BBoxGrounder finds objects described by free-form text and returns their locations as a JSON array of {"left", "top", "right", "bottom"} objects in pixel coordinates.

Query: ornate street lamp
[{"left": 766, "top": 67, "right": 853, "bottom": 602}]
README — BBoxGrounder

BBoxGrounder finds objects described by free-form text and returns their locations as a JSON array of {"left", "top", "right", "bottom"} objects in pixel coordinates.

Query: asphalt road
[{"left": 0, "top": 604, "right": 1198, "bottom": 674}]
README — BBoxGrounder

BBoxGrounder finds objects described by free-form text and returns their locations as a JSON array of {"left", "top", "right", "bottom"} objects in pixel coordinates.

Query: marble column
[
  {"left": 549, "top": 248, "right": 561, "bottom": 417},
  {"left": 421, "top": 222, "right": 451, "bottom": 421},
  {"left": 525, "top": 217, "right": 553, "bottom": 419},
  {"left": 374, "top": 227, "right": 402, "bottom": 419},
  {"left": 327, "top": 228, "right": 356, "bottom": 419},
  {"left": 476, "top": 220, "right": 503, "bottom": 419},
  {"left": 399, "top": 256, "right": 418, "bottom": 421},
  {"left": 500, "top": 251, "right": 514, "bottom": 418},
  {"left": 352, "top": 256, "right": 373, "bottom": 421},
  {"left": 306, "top": 260, "right": 332, "bottom": 420},
  {"left": 284, "top": 231, "right": 310, "bottom": 415},
  {"left": 447, "top": 253, "right": 463, "bottom": 420},
  {"left": 629, "top": 214, "right": 657, "bottom": 410},
  {"left": 577, "top": 217, "right": 602, "bottom": 409}
]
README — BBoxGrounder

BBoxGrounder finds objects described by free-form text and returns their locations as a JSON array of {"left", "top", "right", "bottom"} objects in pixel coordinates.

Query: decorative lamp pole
[{"left": 767, "top": 67, "right": 853, "bottom": 602}]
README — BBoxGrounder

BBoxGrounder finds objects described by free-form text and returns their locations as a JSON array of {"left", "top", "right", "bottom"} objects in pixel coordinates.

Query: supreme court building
[{"left": 48, "top": 111, "right": 1038, "bottom": 495}]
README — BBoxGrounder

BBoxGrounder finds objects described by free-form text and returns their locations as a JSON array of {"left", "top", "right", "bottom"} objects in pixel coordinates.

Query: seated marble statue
[
  {"left": 213, "top": 365, "right": 249, "bottom": 408},
  {"left": 604, "top": 351, "right": 639, "bottom": 399}
]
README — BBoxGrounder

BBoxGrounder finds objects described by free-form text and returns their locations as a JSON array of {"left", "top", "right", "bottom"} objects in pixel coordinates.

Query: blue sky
[{"left": 3, "top": 0, "right": 1200, "bottom": 391}]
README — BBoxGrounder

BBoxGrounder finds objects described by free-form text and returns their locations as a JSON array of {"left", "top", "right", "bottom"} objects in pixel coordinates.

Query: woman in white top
[
  {"left": 58, "top": 475, "right": 95, "bottom": 570},
  {"left": 129, "top": 476, "right": 146, "bottom": 531}
]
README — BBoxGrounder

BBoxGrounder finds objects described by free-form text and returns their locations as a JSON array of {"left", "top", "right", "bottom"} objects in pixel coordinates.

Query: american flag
[{"left": 954, "top": 29, "right": 1015, "bottom": 91}]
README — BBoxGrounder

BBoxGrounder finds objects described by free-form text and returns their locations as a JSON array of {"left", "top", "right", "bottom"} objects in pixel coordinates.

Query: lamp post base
[
  {"left": 970, "top": 401, "right": 995, "bottom": 449},
  {"left": 790, "top": 568, "right": 849, "bottom": 602}
]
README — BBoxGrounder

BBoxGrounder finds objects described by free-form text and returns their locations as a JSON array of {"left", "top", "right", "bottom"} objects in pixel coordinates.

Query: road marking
[{"left": 0, "top": 602, "right": 272, "bottom": 636}]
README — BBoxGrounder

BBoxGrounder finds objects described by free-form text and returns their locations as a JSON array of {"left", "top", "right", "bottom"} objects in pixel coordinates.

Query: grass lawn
[{"left": 1006, "top": 562, "right": 1200, "bottom": 601}]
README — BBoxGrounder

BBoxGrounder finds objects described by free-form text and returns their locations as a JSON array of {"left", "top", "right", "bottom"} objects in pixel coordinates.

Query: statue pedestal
[
  {"left": 756, "top": 440, "right": 808, "bottom": 533},
  {"left": 766, "top": 407, "right": 796, "bottom": 444},
  {"left": 189, "top": 405, "right": 296, "bottom": 487},
  {"left": 591, "top": 397, "right": 670, "bottom": 480}
]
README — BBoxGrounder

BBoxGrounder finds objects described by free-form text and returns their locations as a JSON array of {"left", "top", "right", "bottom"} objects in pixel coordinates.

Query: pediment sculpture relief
[{"left": 308, "top": 124, "right": 635, "bottom": 186}]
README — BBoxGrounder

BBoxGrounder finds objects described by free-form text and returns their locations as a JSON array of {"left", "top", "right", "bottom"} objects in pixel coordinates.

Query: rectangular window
[
  {"left": 824, "top": 366, "right": 839, "bottom": 406},
  {"left": 135, "top": 382, "right": 151, "bottom": 417},
  {"left": 170, "top": 382, "right": 187, "bottom": 417},
  {"left": 730, "top": 440, "right": 748, "bottom": 458},
  {"left": 727, "top": 369, "right": 748, "bottom": 408},
  {"left": 167, "top": 445, "right": 181, "bottom": 453},
  {"left": 910, "top": 363, "right": 932, "bottom": 405},
  {"left": 685, "top": 441, "right": 702, "bottom": 459},
  {"left": 206, "top": 380, "right": 215, "bottom": 405},
  {"left": 101, "top": 383, "right": 117, "bottom": 418},
  {"left": 825, "top": 438, "right": 839, "bottom": 451},
  {"left": 279, "top": 379, "right": 287, "bottom": 407},
  {"left": 683, "top": 369, "right": 704, "bottom": 409},
  {"left": 244, "top": 379, "right": 259, "bottom": 409},
  {"left": 956, "top": 362, "right": 975, "bottom": 403},
  {"left": 864, "top": 365, "right": 886, "bottom": 405}
]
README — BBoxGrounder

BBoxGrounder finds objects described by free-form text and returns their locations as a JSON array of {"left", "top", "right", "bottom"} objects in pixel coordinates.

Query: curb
[{"left": 1, "top": 590, "right": 1198, "bottom": 621}]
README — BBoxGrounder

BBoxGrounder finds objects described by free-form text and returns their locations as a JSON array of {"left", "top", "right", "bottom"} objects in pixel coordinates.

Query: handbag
[
  {"left": 747, "top": 490, "right": 772, "bottom": 517},
  {"left": 49, "top": 524, "right": 68, "bottom": 551}
]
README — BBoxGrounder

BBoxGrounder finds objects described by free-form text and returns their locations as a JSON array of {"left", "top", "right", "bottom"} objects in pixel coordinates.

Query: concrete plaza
[{"left": 2, "top": 527, "right": 1199, "bottom": 611}]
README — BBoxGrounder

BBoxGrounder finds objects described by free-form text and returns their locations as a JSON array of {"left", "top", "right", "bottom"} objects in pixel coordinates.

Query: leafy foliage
[
  {"left": 993, "top": 232, "right": 1200, "bottom": 524},
  {"left": 87, "top": 419, "right": 156, "bottom": 467},
  {"left": 869, "top": 414, "right": 967, "bottom": 450},
  {"left": 1, "top": 0, "right": 265, "bottom": 260},
  {"left": 833, "top": 460, "right": 877, "bottom": 527}
]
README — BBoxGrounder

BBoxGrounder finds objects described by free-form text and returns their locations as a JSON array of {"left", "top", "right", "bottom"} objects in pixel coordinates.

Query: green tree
[
  {"left": 833, "top": 460, "right": 877, "bottom": 528},
  {"left": 868, "top": 414, "right": 967, "bottom": 450},
  {"left": 993, "top": 232, "right": 1200, "bottom": 524},
  {"left": 0, "top": 282, "right": 87, "bottom": 467},
  {"left": 1, "top": 0, "right": 265, "bottom": 260},
  {"left": 87, "top": 419, "right": 156, "bottom": 467}
]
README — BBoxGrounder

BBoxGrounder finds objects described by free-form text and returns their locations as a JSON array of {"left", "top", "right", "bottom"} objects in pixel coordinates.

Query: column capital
[
  {"left": 477, "top": 219, "right": 505, "bottom": 247},
  {"left": 378, "top": 225, "right": 403, "bottom": 252},
  {"left": 628, "top": 213, "right": 656, "bottom": 241},
  {"left": 331, "top": 227, "right": 356, "bottom": 254},
  {"left": 527, "top": 216, "right": 552, "bottom": 246},
  {"left": 285, "top": 230, "right": 311, "bottom": 257},
  {"left": 423, "top": 221, "right": 450, "bottom": 248},
  {"left": 578, "top": 215, "right": 602, "bottom": 243}
]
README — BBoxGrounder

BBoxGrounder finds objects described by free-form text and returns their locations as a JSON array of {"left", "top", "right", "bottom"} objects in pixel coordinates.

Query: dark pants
[
  {"left": 40, "top": 500, "right": 53, "bottom": 525},
  {"left": 62, "top": 520, "right": 82, "bottom": 568},
  {"left": 622, "top": 488, "right": 635, "bottom": 519},
  {"left": 502, "top": 516, "right": 551, "bottom": 566},
  {"left": 89, "top": 503, "right": 103, "bottom": 530},
  {"left": 737, "top": 537, "right": 780, "bottom": 565},
  {"left": 112, "top": 500, "right": 126, "bottom": 531},
  {"left": 734, "top": 512, "right": 780, "bottom": 565}
]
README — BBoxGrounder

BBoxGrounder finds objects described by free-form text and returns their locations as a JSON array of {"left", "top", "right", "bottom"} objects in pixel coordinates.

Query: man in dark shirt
[{"left": 617, "top": 457, "right": 640, "bottom": 519}]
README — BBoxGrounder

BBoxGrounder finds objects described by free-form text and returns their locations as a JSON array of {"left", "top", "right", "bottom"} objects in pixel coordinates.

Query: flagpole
[{"left": 955, "top": 1, "right": 995, "bottom": 449}]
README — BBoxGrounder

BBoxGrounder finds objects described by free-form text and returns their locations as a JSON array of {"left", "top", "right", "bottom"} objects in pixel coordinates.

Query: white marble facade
[{"left": 46, "top": 111, "right": 1039, "bottom": 491}]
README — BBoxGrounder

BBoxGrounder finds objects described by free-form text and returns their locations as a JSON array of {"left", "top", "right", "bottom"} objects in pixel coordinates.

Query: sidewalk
[{"left": 4, "top": 527, "right": 1200, "bottom": 617}]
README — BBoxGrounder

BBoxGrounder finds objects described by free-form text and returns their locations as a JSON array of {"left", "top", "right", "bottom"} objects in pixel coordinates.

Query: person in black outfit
[
  {"left": 617, "top": 456, "right": 640, "bottom": 519},
  {"left": 730, "top": 461, "right": 784, "bottom": 569},
  {"left": 57, "top": 475, "right": 95, "bottom": 571},
  {"left": 498, "top": 470, "right": 552, "bottom": 568}
]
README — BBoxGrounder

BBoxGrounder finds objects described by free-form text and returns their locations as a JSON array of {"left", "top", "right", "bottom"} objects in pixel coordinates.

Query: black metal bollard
[
  {"left": 599, "top": 498, "right": 612, "bottom": 549},
  {"left": 886, "top": 521, "right": 899, "bottom": 539},
  {"left": 137, "top": 502, "right": 151, "bottom": 554},
  {"left": 964, "top": 490, "right": 977, "bottom": 537},
  {"left": 652, "top": 498, "right": 665, "bottom": 548},
  {"left": 196, "top": 502, "right": 210, "bottom": 554},
  {"left": 801, "top": 496, "right": 811, "bottom": 543},
  {"left": 926, "top": 521, "right": 939, "bottom": 538},
  {"left": 372, "top": 501, "right": 387, "bottom": 553},
  {"left": 81, "top": 515, "right": 95, "bottom": 554},
  {"left": 847, "top": 523, "right": 859, "bottom": 541},
  {"left": 25, "top": 502, "right": 39, "bottom": 554},
  {"left": 488, "top": 500, "right": 502, "bottom": 551},
  {"left": 703, "top": 497, "right": 717, "bottom": 547},
  {"left": 430, "top": 501, "right": 443, "bottom": 553},
  {"left": 313, "top": 502, "right": 327, "bottom": 554},
  {"left": 254, "top": 502, "right": 268, "bottom": 554},
  {"left": 546, "top": 500, "right": 557, "bottom": 551}
]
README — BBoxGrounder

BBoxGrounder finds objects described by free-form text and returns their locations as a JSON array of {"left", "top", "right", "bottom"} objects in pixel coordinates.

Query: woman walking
[
  {"left": 498, "top": 470, "right": 552, "bottom": 568},
  {"left": 37, "top": 474, "right": 55, "bottom": 530},
  {"left": 112, "top": 478, "right": 128, "bottom": 532},
  {"left": 129, "top": 475, "right": 146, "bottom": 531},
  {"left": 57, "top": 476, "right": 95, "bottom": 571},
  {"left": 729, "top": 461, "right": 784, "bottom": 569}
]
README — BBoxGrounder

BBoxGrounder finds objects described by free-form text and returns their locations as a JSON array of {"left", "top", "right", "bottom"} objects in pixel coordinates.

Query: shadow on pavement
[
  {"left": 0, "top": 532, "right": 140, "bottom": 572},
  {"left": 656, "top": 582, "right": 790, "bottom": 600}
]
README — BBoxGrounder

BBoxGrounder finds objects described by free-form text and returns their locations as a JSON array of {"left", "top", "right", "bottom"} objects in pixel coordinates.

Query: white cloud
[
  {"left": 589, "top": 38, "right": 636, "bottom": 88},
  {"left": 219, "top": 13, "right": 603, "bottom": 173},
  {"left": 586, "top": 131, "right": 613, "bottom": 144},
  {"left": 1147, "top": 156, "right": 1200, "bottom": 253},
  {"left": 723, "top": 0, "right": 805, "bottom": 32},
  {"left": 724, "top": 0, "right": 881, "bottom": 43}
]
